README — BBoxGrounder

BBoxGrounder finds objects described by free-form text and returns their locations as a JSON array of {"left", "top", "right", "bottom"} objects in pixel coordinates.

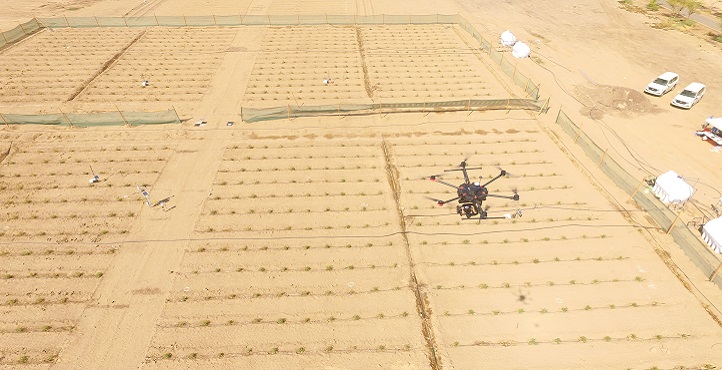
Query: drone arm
[
  {"left": 430, "top": 177, "right": 460, "bottom": 189},
  {"left": 437, "top": 196, "right": 460, "bottom": 205},
  {"left": 486, "top": 193, "right": 520, "bottom": 201},
  {"left": 481, "top": 170, "right": 507, "bottom": 187}
]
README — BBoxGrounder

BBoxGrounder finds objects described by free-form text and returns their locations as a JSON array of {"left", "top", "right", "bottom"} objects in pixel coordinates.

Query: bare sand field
[{"left": 2, "top": 0, "right": 722, "bottom": 369}]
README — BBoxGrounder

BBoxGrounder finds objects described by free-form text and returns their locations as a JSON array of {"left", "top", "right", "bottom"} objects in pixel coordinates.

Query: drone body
[{"left": 429, "top": 160, "right": 520, "bottom": 220}]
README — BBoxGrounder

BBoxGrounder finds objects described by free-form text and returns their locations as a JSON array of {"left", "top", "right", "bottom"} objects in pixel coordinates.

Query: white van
[
  {"left": 644, "top": 72, "right": 679, "bottom": 96},
  {"left": 671, "top": 82, "right": 706, "bottom": 109}
]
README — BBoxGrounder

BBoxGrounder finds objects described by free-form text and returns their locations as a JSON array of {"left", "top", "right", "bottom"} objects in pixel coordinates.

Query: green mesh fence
[
  {"left": 555, "top": 108, "right": 722, "bottom": 289},
  {"left": 1, "top": 110, "right": 180, "bottom": 127},
  {"left": 242, "top": 99, "right": 540, "bottom": 123},
  {"left": 2, "top": 113, "right": 67, "bottom": 126},
  {"left": 0, "top": 18, "right": 42, "bottom": 50}
]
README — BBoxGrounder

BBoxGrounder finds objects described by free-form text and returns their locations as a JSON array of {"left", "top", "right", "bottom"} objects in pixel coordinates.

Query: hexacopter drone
[{"left": 427, "top": 160, "right": 521, "bottom": 220}]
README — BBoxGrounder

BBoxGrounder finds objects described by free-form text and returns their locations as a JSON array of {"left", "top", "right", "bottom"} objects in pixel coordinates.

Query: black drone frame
[{"left": 429, "top": 160, "right": 520, "bottom": 221}]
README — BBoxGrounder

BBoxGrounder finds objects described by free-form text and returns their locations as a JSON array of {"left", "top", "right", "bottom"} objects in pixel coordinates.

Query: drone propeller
[
  {"left": 428, "top": 174, "right": 459, "bottom": 189},
  {"left": 497, "top": 166, "right": 518, "bottom": 178}
]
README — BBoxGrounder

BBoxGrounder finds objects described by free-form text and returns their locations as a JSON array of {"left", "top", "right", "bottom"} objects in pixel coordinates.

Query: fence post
[
  {"left": 1, "top": 32, "right": 8, "bottom": 44},
  {"left": 537, "top": 97, "right": 549, "bottom": 115},
  {"left": 423, "top": 96, "right": 426, "bottom": 113},
  {"left": 94, "top": 16, "right": 100, "bottom": 27},
  {"left": 666, "top": 210, "right": 683, "bottom": 234},
  {"left": 338, "top": 103, "right": 341, "bottom": 115},
  {"left": 0, "top": 112, "right": 9, "bottom": 127},
  {"left": 183, "top": 15, "right": 188, "bottom": 26},
  {"left": 506, "top": 96, "right": 510, "bottom": 113},
  {"left": 64, "top": 15, "right": 71, "bottom": 28},
  {"left": 171, "top": 105, "right": 181, "bottom": 123},
  {"left": 18, "top": 22, "right": 27, "bottom": 35},
  {"left": 710, "top": 262, "right": 722, "bottom": 282},
  {"left": 59, "top": 108, "right": 72, "bottom": 127},
  {"left": 115, "top": 104, "right": 130, "bottom": 126},
  {"left": 467, "top": 98, "right": 471, "bottom": 112},
  {"left": 628, "top": 179, "right": 647, "bottom": 201},
  {"left": 213, "top": 15, "right": 218, "bottom": 26},
  {"left": 574, "top": 122, "right": 584, "bottom": 143},
  {"left": 382, "top": 14, "right": 385, "bottom": 25},
  {"left": 155, "top": 14, "right": 159, "bottom": 26},
  {"left": 287, "top": 104, "right": 291, "bottom": 120},
  {"left": 598, "top": 149, "right": 608, "bottom": 167},
  {"left": 240, "top": 106, "right": 244, "bottom": 122},
  {"left": 122, "top": 16, "right": 128, "bottom": 27}
]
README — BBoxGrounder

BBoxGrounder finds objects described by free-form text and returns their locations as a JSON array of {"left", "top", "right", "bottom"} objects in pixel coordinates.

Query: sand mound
[{"left": 574, "top": 83, "right": 663, "bottom": 119}]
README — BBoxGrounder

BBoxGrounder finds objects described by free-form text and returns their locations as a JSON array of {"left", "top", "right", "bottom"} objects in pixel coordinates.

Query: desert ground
[{"left": 2, "top": 0, "right": 722, "bottom": 369}]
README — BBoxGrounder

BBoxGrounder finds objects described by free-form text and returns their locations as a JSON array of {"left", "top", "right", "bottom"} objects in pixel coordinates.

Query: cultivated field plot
[
  {"left": 389, "top": 122, "right": 722, "bottom": 369},
  {"left": 361, "top": 25, "right": 509, "bottom": 102},
  {"left": 142, "top": 138, "right": 429, "bottom": 368},
  {"left": 78, "top": 28, "right": 237, "bottom": 108},
  {"left": 243, "top": 26, "right": 371, "bottom": 108},
  {"left": 0, "top": 131, "right": 174, "bottom": 242},
  {"left": 0, "top": 130, "right": 176, "bottom": 366},
  {"left": 137, "top": 0, "right": 254, "bottom": 16},
  {"left": 268, "top": 0, "right": 356, "bottom": 15},
  {"left": 0, "top": 241, "right": 116, "bottom": 366},
  {"left": 0, "top": 28, "right": 141, "bottom": 105}
]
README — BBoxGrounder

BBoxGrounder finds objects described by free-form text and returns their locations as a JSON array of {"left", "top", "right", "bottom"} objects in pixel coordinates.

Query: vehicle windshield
[
  {"left": 680, "top": 90, "right": 697, "bottom": 98},
  {"left": 653, "top": 78, "right": 669, "bottom": 85}
]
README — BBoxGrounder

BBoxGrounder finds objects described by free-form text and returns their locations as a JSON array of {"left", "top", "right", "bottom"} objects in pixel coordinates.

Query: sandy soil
[{"left": 1, "top": 0, "right": 722, "bottom": 369}]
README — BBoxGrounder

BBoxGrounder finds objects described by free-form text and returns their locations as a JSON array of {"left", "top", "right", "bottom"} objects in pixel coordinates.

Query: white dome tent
[
  {"left": 500, "top": 30, "right": 516, "bottom": 47},
  {"left": 652, "top": 170, "right": 695, "bottom": 205},
  {"left": 511, "top": 41, "right": 531, "bottom": 58},
  {"left": 703, "top": 217, "right": 722, "bottom": 254}
]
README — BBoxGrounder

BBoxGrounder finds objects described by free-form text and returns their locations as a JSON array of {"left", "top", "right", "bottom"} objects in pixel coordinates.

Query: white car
[
  {"left": 671, "top": 82, "right": 706, "bottom": 109},
  {"left": 644, "top": 72, "right": 679, "bottom": 96}
]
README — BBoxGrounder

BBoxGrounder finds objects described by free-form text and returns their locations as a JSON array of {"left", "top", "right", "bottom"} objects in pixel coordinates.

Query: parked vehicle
[
  {"left": 695, "top": 116, "right": 722, "bottom": 146},
  {"left": 644, "top": 72, "right": 679, "bottom": 96},
  {"left": 671, "top": 82, "right": 706, "bottom": 109}
]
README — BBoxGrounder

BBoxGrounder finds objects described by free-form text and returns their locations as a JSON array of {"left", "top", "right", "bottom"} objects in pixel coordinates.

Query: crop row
[
  {"left": 222, "top": 138, "right": 532, "bottom": 151},
  {"left": 17, "top": 146, "right": 173, "bottom": 154},
  {"left": 188, "top": 241, "right": 393, "bottom": 253},
  {"left": 169, "top": 285, "right": 405, "bottom": 303},
  {"left": 196, "top": 222, "right": 392, "bottom": 234},
  {"left": 179, "top": 262, "right": 400, "bottom": 275},
  {"left": 418, "top": 255, "right": 627, "bottom": 267},
  {"left": 1, "top": 296, "right": 88, "bottom": 306},
  {"left": 161, "top": 311, "right": 412, "bottom": 329},
  {"left": 413, "top": 232, "right": 609, "bottom": 246},
  {"left": 148, "top": 343, "right": 416, "bottom": 361},
  {"left": 0, "top": 271, "right": 105, "bottom": 279},
  {"left": 431, "top": 277, "right": 642, "bottom": 291},
  {"left": 0, "top": 247, "right": 117, "bottom": 257}
]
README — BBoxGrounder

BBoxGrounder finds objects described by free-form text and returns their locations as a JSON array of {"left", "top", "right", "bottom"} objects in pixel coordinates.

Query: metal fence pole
[
  {"left": 666, "top": 210, "right": 683, "bottom": 234},
  {"left": 0, "top": 112, "right": 9, "bottom": 127},
  {"left": 710, "top": 262, "right": 722, "bottom": 282}
]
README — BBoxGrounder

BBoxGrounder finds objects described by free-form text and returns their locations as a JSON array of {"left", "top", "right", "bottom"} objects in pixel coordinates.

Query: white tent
[
  {"left": 500, "top": 30, "right": 517, "bottom": 47},
  {"left": 703, "top": 217, "right": 722, "bottom": 253},
  {"left": 511, "top": 41, "right": 530, "bottom": 58},
  {"left": 652, "top": 170, "right": 695, "bottom": 204}
]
